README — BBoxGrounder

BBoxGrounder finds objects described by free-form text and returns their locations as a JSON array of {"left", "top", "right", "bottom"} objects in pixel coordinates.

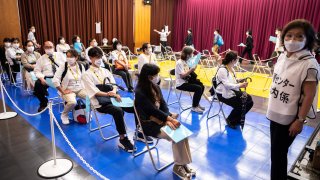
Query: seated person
[
  {"left": 135, "top": 63, "right": 195, "bottom": 179},
  {"left": 110, "top": 40, "right": 134, "bottom": 92},
  {"left": 56, "top": 36, "right": 70, "bottom": 54},
  {"left": 175, "top": 46, "right": 205, "bottom": 113},
  {"left": 5, "top": 38, "right": 24, "bottom": 83},
  {"left": 52, "top": 49, "right": 86, "bottom": 125},
  {"left": 85, "top": 38, "right": 108, "bottom": 65},
  {"left": 21, "top": 40, "right": 41, "bottom": 90},
  {"left": 215, "top": 51, "right": 254, "bottom": 129},
  {"left": 34, "top": 41, "right": 66, "bottom": 112},
  {"left": 137, "top": 43, "right": 157, "bottom": 74},
  {"left": 81, "top": 47, "right": 152, "bottom": 152}
]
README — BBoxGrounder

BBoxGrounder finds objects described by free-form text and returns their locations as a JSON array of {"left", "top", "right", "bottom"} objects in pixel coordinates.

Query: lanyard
[
  {"left": 68, "top": 64, "right": 80, "bottom": 81},
  {"left": 90, "top": 67, "right": 104, "bottom": 84}
]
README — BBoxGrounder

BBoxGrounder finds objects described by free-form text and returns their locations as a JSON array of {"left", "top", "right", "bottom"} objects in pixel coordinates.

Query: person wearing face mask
[
  {"left": 154, "top": 26, "right": 171, "bottom": 54},
  {"left": 0, "top": 38, "right": 11, "bottom": 79},
  {"left": 175, "top": 46, "right": 205, "bottom": 113},
  {"left": 52, "top": 49, "right": 86, "bottom": 124},
  {"left": 137, "top": 43, "right": 157, "bottom": 74},
  {"left": 240, "top": 30, "right": 254, "bottom": 64},
  {"left": 215, "top": 51, "right": 253, "bottom": 129},
  {"left": 270, "top": 28, "right": 284, "bottom": 62},
  {"left": 34, "top": 41, "right": 66, "bottom": 112},
  {"left": 72, "top": 35, "right": 85, "bottom": 56},
  {"left": 21, "top": 40, "right": 41, "bottom": 90},
  {"left": 82, "top": 47, "right": 152, "bottom": 152},
  {"left": 56, "top": 36, "right": 70, "bottom": 54},
  {"left": 85, "top": 38, "right": 107, "bottom": 64},
  {"left": 184, "top": 28, "right": 193, "bottom": 48},
  {"left": 27, "top": 26, "right": 41, "bottom": 49},
  {"left": 5, "top": 38, "right": 24, "bottom": 84},
  {"left": 110, "top": 40, "right": 134, "bottom": 92},
  {"left": 135, "top": 63, "right": 194, "bottom": 179},
  {"left": 267, "top": 19, "right": 320, "bottom": 180},
  {"left": 212, "top": 29, "right": 224, "bottom": 58}
]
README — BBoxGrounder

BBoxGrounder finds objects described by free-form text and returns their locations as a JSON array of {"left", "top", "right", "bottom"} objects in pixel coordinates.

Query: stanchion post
[{"left": 0, "top": 78, "right": 17, "bottom": 120}]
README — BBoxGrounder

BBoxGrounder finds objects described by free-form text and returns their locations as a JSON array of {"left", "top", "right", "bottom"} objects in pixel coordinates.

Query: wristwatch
[{"left": 297, "top": 117, "right": 306, "bottom": 123}]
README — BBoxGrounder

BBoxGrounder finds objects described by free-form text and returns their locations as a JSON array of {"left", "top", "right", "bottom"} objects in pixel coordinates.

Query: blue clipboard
[
  {"left": 111, "top": 97, "right": 133, "bottom": 107},
  {"left": 187, "top": 53, "right": 201, "bottom": 68},
  {"left": 161, "top": 123, "right": 193, "bottom": 143},
  {"left": 30, "top": 71, "right": 38, "bottom": 81},
  {"left": 269, "top": 36, "right": 277, "bottom": 43},
  {"left": 45, "top": 78, "right": 55, "bottom": 88}
]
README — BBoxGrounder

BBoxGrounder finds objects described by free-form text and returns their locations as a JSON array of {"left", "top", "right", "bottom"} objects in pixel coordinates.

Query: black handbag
[{"left": 95, "top": 77, "right": 114, "bottom": 105}]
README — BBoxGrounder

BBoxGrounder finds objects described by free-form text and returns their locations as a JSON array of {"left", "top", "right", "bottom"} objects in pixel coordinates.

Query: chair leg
[
  {"left": 90, "top": 110, "right": 119, "bottom": 141},
  {"left": 177, "top": 91, "right": 192, "bottom": 112}
]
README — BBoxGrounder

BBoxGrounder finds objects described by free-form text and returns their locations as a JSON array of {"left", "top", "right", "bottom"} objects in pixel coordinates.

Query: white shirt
[
  {"left": 267, "top": 50, "right": 320, "bottom": 125},
  {"left": 56, "top": 44, "right": 70, "bottom": 53},
  {"left": 160, "top": 32, "right": 169, "bottom": 41},
  {"left": 110, "top": 50, "right": 127, "bottom": 65},
  {"left": 5, "top": 47, "right": 24, "bottom": 65},
  {"left": 274, "top": 33, "right": 284, "bottom": 52},
  {"left": 215, "top": 65, "right": 240, "bottom": 99},
  {"left": 52, "top": 63, "right": 85, "bottom": 93},
  {"left": 81, "top": 66, "right": 116, "bottom": 109},
  {"left": 28, "top": 31, "right": 35, "bottom": 41},
  {"left": 137, "top": 53, "right": 157, "bottom": 73},
  {"left": 175, "top": 59, "right": 189, "bottom": 87},
  {"left": 34, "top": 52, "right": 66, "bottom": 79}
]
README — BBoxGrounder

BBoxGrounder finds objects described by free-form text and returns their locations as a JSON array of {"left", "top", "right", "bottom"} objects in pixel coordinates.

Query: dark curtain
[
  {"left": 150, "top": 0, "right": 174, "bottom": 46},
  {"left": 172, "top": 0, "right": 320, "bottom": 58},
  {"left": 18, "top": 0, "right": 134, "bottom": 50}
]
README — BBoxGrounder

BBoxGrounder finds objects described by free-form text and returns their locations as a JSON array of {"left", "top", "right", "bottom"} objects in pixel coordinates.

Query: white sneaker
[
  {"left": 61, "top": 113, "right": 70, "bottom": 125},
  {"left": 191, "top": 107, "right": 204, "bottom": 114}
]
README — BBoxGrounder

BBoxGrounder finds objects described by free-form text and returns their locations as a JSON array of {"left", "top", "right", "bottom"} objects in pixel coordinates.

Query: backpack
[
  {"left": 209, "top": 67, "right": 228, "bottom": 96},
  {"left": 217, "top": 35, "right": 224, "bottom": 46},
  {"left": 61, "top": 62, "right": 83, "bottom": 83},
  {"left": 73, "top": 99, "right": 88, "bottom": 124}
]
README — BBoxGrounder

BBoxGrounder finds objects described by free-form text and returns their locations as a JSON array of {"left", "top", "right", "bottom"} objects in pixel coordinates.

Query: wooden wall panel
[{"left": 134, "top": 0, "right": 151, "bottom": 53}]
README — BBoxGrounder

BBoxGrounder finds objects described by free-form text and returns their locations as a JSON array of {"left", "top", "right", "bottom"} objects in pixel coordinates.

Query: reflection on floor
[{"left": 0, "top": 80, "right": 315, "bottom": 180}]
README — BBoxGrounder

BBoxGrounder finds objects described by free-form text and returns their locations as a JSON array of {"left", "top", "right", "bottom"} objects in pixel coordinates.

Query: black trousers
[
  {"left": 97, "top": 103, "right": 137, "bottom": 135},
  {"left": 240, "top": 47, "right": 253, "bottom": 62},
  {"left": 113, "top": 68, "right": 133, "bottom": 90},
  {"left": 270, "top": 121, "right": 296, "bottom": 180},
  {"left": 9, "top": 63, "right": 20, "bottom": 83},
  {"left": 217, "top": 93, "right": 253, "bottom": 123},
  {"left": 34, "top": 79, "right": 49, "bottom": 107},
  {"left": 160, "top": 41, "right": 167, "bottom": 54},
  {"left": 176, "top": 81, "right": 204, "bottom": 107}
]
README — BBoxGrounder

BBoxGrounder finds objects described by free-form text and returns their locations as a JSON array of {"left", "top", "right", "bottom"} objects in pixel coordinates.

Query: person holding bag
[{"left": 110, "top": 40, "right": 133, "bottom": 92}]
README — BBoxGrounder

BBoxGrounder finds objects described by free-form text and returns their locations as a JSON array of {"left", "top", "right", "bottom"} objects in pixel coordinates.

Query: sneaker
[
  {"left": 61, "top": 113, "right": 70, "bottom": 125},
  {"left": 197, "top": 104, "right": 205, "bottom": 111},
  {"left": 173, "top": 165, "right": 191, "bottom": 180},
  {"left": 191, "top": 107, "right": 204, "bottom": 114},
  {"left": 37, "top": 106, "right": 47, "bottom": 112},
  {"left": 183, "top": 165, "right": 196, "bottom": 177},
  {"left": 118, "top": 137, "right": 135, "bottom": 153},
  {"left": 135, "top": 132, "right": 153, "bottom": 144}
]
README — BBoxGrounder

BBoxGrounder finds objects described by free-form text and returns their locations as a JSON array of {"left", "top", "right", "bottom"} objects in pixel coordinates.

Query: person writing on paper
[
  {"left": 154, "top": 27, "right": 171, "bottom": 54},
  {"left": 82, "top": 47, "right": 152, "bottom": 152},
  {"left": 175, "top": 46, "right": 205, "bottom": 113},
  {"left": 52, "top": 49, "right": 86, "bottom": 125},
  {"left": 240, "top": 30, "right": 254, "bottom": 63},
  {"left": 266, "top": 19, "right": 320, "bottom": 180},
  {"left": 215, "top": 51, "right": 254, "bottom": 129},
  {"left": 34, "top": 41, "right": 66, "bottom": 112},
  {"left": 184, "top": 28, "right": 193, "bottom": 47},
  {"left": 135, "top": 63, "right": 195, "bottom": 179},
  {"left": 56, "top": 36, "right": 70, "bottom": 54},
  {"left": 21, "top": 40, "right": 41, "bottom": 90},
  {"left": 110, "top": 40, "right": 134, "bottom": 92}
]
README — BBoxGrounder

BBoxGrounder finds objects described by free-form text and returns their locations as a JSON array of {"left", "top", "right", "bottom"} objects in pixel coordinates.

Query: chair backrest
[{"left": 153, "top": 45, "right": 161, "bottom": 52}]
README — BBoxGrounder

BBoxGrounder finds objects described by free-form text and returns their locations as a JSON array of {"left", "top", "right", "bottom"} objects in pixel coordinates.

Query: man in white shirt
[
  {"left": 27, "top": 26, "right": 41, "bottom": 49},
  {"left": 154, "top": 27, "right": 171, "bottom": 54},
  {"left": 5, "top": 38, "right": 24, "bottom": 83},
  {"left": 34, "top": 41, "right": 66, "bottom": 112},
  {"left": 85, "top": 38, "right": 107, "bottom": 64}
]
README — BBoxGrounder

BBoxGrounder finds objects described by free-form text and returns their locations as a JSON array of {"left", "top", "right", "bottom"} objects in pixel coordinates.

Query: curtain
[
  {"left": 18, "top": 0, "right": 134, "bottom": 50},
  {"left": 172, "top": 0, "right": 320, "bottom": 59},
  {"left": 150, "top": 0, "right": 174, "bottom": 46}
]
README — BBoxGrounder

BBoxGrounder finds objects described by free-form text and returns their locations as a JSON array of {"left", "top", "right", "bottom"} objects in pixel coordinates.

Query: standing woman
[
  {"left": 110, "top": 40, "right": 134, "bottom": 92},
  {"left": 154, "top": 27, "right": 171, "bottom": 54},
  {"left": 56, "top": 36, "right": 70, "bottom": 54},
  {"left": 21, "top": 40, "right": 41, "bottom": 90},
  {"left": 240, "top": 30, "right": 254, "bottom": 63},
  {"left": 184, "top": 28, "right": 193, "bottom": 48},
  {"left": 267, "top": 19, "right": 320, "bottom": 180}
]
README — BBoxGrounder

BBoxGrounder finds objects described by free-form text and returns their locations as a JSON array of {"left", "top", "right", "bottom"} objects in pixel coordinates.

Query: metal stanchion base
[
  {"left": 0, "top": 112, "right": 17, "bottom": 120},
  {"left": 38, "top": 158, "right": 73, "bottom": 179}
]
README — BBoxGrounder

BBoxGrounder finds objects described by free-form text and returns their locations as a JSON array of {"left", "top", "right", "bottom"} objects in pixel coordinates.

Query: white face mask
[
  {"left": 4, "top": 42, "right": 11, "bottom": 48},
  {"left": 162, "top": 29, "right": 165, "bottom": 32},
  {"left": 76, "top": 39, "right": 81, "bottom": 43},
  {"left": 93, "top": 42, "right": 98, "bottom": 47},
  {"left": 94, "top": 58, "right": 102, "bottom": 67},
  {"left": 148, "top": 47, "right": 152, "bottom": 53},
  {"left": 284, "top": 39, "right": 306, "bottom": 53},
  {"left": 214, "top": 32, "right": 217, "bottom": 35},
  {"left": 66, "top": 57, "right": 76, "bottom": 65},
  {"left": 45, "top": 48, "right": 54, "bottom": 55},
  {"left": 27, "top": 46, "right": 34, "bottom": 52},
  {"left": 117, "top": 45, "right": 122, "bottom": 51},
  {"left": 187, "top": 31, "right": 191, "bottom": 34},
  {"left": 151, "top": 75, "right": 160, "bottom": 84},
  {"left": 13, "top": 43, "right": 19, "bottom": 49},
  {"left": 60, "top": 39, "right": 65, "bottom": 44},
  {"left": 32, "top": 29, "right": 35, "bottom": 33}
]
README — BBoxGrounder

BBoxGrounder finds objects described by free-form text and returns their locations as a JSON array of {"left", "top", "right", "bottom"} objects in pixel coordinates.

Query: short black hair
[
  {"left": 139, "top": 43, "right": 149, "bottom": 52},
  {"left": 24, "top": 40, "right": 34, "bottom": 47},
  {"left": 222, "top": 51, "right": 238, "bottom": 65},
  {"left": 247, "top": 30, "right": 252, "bottom": 35},
  {"left": 281, "top": 19, "right": 315, "bottom": 51},
  {"left": 181, "top": 46, "right": 194, "bottom": 61},
  {"left": 215, "top": 29, "right": 220, "bottom": 34},
  {"left": 3, "top": 38, "right": 11, "bottom": 43},
  {"left": 72, "top": 35, "right": 80, "bottom": 44},
  {"left": 66, "top": 49, "right": 79, "bottom": 58},
  {"left": 188, "top": 28, "right": 192, "bottom": 33},
  {"left": 57, "top": 36, "right": 65, "bottom": 43},
  {"left": 276, "top": 27, "right": 282, "bottom": 32},
  {"left": 113, "top": 40, "right": 122, "bottom": 50},
  {"left": 88, "top": 38, "right": 96, "bottom": 44},
  {"left": 11, "top": 38, "right": 20, "bottom": 43},
  {"left": 88, "top": 47, "right": 103, "bottom": 58}
]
